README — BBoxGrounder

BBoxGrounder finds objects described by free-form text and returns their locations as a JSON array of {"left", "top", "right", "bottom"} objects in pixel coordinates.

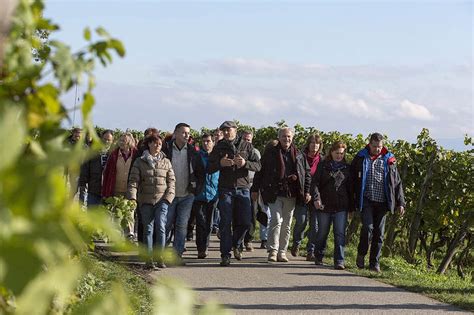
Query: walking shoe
[
  {"left": 268, "top": 250, "right": 277, "bottom": 262},
  {"left": 144, "top": 262, "right": 159, "bottom": 271},
  {"left": 233, "top": 247, "right": 242, "bottom": 260},
  {"left": 334, "top": 263, "right": 345, "bottom": 270},
  {"left": 277, "top": 252, "right": 289, "bottom": 262},
  {"left": 306, "top": 252, "right": 316, "bottom": 261},
  {"left": 356, "top": 254, "right": 365, "bottom": 269},
  {"left": 260, "top": 240, "right": 267, "bottom": 249},
  {"left": 314, "top": 257, "right": 323, "bottom": 265},
  {"left": 186, "top": 230, "right": 193, "bottom": 241},
  {"left": 156, "top": 261, "right": 167, "bottom": 269},
  {"left": 369, "top": 265, "right": 381, "bottom": 273},
  {"left": 244, "top": 242, "right": 254, "bottom": 252},
  {"left": 290, "top": 244, "right": 300, "bottom": 257},
  {"left": 220, "top": 256, "right": 231, "bottom": 267},
  {"left": 197, "top": 251, "right": 208, "bottom": 259}
]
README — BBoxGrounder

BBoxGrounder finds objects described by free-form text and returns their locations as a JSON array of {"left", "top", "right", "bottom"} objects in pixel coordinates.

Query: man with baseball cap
[{"left": 208, "top": 121, "right": 261, "bottom": 266}]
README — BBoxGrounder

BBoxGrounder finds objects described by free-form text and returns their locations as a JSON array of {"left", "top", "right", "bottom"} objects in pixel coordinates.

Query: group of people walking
[{"left": 76, "top": 121, "right": 405, "bottom": 272}]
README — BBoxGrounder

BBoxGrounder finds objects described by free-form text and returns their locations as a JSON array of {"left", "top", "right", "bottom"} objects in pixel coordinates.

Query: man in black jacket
[
  {"left": 162, "top": 123, "right": 205, "bottom": 263},
  {"left": 351, "top": 132, "right": 405, "bottom": 272},
  {"left": 208, "top": 121, "right": 261, "bottom": 266},
  {"left": 78, "top": 129, "right": 114, "bottom": 207},
  {"left": 251, "top": 127, "right": 311, "bottom": 263}
]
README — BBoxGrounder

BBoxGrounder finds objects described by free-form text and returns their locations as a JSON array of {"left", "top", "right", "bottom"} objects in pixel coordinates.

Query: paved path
[{"left": 154, "top": 237, "right": 469, "bottom": 314}]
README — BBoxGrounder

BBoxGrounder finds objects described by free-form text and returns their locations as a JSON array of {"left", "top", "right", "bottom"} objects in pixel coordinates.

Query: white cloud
[
  {"left": 398, "top": 100, "right": 436, "bottom": 121},
  {"left": 87, "top": 58, "right": 472, "bottom": 142}
]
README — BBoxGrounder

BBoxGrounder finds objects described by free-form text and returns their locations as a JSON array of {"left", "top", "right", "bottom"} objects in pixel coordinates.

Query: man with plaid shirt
[{"left": 351, "top": 133, "right": 405, "bottom": 272}]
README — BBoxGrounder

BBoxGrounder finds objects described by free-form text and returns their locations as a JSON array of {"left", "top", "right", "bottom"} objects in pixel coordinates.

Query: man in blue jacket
[
  {"left": 193, "top": 133, "right": 220, "bottom": 259},
  {"left": 351, "top": 132, "right": 405, "bottom": 272}
]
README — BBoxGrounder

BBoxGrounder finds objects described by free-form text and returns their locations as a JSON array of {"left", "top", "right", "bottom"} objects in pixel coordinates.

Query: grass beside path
[
  {"left": 300, "top": 235, "right": 474, "bottom": 312},
  {"left": 66, "top": 253, "right": 153, "bottom": 314}
]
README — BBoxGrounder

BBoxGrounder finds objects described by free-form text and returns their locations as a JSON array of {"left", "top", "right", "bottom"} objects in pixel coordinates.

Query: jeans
[
  {"left": 194, "top": 199, "right": 216, "bottom": 252},
  {"left": 212, "top": 205, "right": 220, "bottom": 230},
  {"left": 315, "top": 211, "right": 348, "bottom": 265},
  {"left": 218, "top": 188, "right": 252, "bottom": 258},
  {"left": 85, "top": 193, "right": 102, "bottom": 208},
  {"left": 357, "top": 198, "right": 388, "bottom": 267},
  {"left": 165, "top": 194, "right": 195, "bottom": 256},
  {"left": 292, "top": 204, "right": 318, "bottom": 254},
  {"left": 268, "top": 196, "right": 296, "bottom": 253},
  {"left": 140, "top": 201, "right": 168, "bottom": 255},
  {"left": 259, "top": 204, "right": 271, "bottom": 241}
]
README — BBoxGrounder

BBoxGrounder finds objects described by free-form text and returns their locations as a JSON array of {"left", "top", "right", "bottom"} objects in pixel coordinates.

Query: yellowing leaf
[{"left": 0, "top": 107, "right": 26, "bottom": 172}]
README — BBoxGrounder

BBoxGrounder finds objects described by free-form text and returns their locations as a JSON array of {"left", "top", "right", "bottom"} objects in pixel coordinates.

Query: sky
[{"left": 45, "top": 0, "right": 473, "bottom": 149}]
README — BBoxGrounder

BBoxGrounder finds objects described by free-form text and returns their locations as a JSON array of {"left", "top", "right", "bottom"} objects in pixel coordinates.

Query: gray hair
[{"left": 278, "top": 127, "right": 294, "bottom": 138}]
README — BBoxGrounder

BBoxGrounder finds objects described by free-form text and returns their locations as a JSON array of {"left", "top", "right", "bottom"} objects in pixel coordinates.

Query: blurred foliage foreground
[
  {"left": 0, "top": 0, "right": 226, "bottom": 314},
  {"left": 0, "top": 0, "right": 472, "bottom": 314}
]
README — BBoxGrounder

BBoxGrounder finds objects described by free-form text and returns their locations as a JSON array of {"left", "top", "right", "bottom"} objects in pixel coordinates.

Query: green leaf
[
  {"left": 84, "top": 27, "right": 91, "bottom": 41},
  {"left": 0, "top": 107, "right": 26, "bottom": 172},
  {"left": 15, "top": 260, "right": 84, "bottom": 314},
  {"left": 109, "top": 39, "right": 125, "bottom": 57},
  {"left": 82, "top": 92, "right": 95, "bottom": 119},
  {"left": 0, "top": 241, "right": 43, "bottom": 295},
  {"left": 95, "top": 26, "right": 110, "bottom": 38},
  {"left": 153, "top": 277, "right": 196, "bottom": 315},
  {"left": 71, "top": 283, "right": 130, "bottom": 315}
]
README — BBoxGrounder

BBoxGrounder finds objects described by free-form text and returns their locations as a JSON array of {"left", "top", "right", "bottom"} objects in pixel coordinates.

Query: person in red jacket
[{"left": 102, "top": 132, "right": 138, "bottom": 239}]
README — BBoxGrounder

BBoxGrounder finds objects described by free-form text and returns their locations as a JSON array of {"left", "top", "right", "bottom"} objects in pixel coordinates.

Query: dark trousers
[
  {"left": 218, "top": 188, "right": 252, "bottom": 258},
  {"left": 194, "top": 199, "right": 217, "bottom": 252},
  {"left": 244, "top": 199, "right": 257, "bottom": 243},
  {"left": 187, "top": 204, "right": 196, "bottom": 239},
  {"left": 357, "top": 198, "right": 388, "bottom": 267},
  {"left": 292, "top": 204, "right": 318, "bottom": 254}
]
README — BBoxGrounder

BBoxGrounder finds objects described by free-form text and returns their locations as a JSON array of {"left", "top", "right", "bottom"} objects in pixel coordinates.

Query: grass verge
[
  {"left": 295, "top": 230, "right": 474, "bottom": 312},
  {"left": 66, "top": 253, "right": 153, "bottom": 314}
]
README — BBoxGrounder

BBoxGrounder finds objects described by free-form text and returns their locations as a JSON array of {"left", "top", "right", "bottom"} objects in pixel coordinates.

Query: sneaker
[
  {"left": 260, "top": 240, "right": 267, "bottom": 249},
  {"left": 314, "top": 257, "right": 323, "bottom": 265},
  {"left": 220, "top": 256, "right": 231, "bottom": 267},
  {"left": 268, "top": 250, "right": 277, "bottom": 262},
  {"left": 244, "top": 242, "right": 254, "bottom": 252},
  {"left": 335, "top": 263, "right": 345, "bottom": 270},
  {"left": 369, "top": 265, "right": 381, "bottom": 273},
  {"left": 290, "top": 244, "right": 300, "bottom": 257},
  {"left": 197, "top": 251, "right": 208, "bottom": 259},
  {"left": 306, "top": 252, "right": 315, "bottom": 261},
  {"left": 216, "top": 230, "right": 221, "bottom": 239},
  {"left": 144, "top": 262, "right": 159, "bottom": 271},
  {"left": 356, "top": 254, "right": 365, "bottom": 269},
  {"left": 156, "top": 261, "right": 167, "bottom": 269},
  {"left": 277, "top": 252, "right": 289, "bottom": 262},
  {"left": 233, "top": 247, "right": 242, "bottom": 260}
]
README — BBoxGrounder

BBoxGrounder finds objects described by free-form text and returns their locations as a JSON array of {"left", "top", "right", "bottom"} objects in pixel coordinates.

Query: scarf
[
  {"left": 101, "top": 147, "right": 137, "bottom": 198},
  {"left": 329, "top": 161, "right": 346, "bottom": 191},
  {"left": 142, "top": 150, "right": 161, "bottom": 168},
  {"left": 278, "top": 143, "right": 297, "bottom": 180},
  {"left": 305, "top": 150, "right": 321, "bottom": 176}
]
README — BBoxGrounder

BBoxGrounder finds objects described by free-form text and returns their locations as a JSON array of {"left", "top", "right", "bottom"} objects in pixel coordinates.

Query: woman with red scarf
[
  {"left": 102, "top": 132, "right": 138, "bottom": 239},
  {"left": 290, "top": 134, "right": 323, "bottom": 261}
]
